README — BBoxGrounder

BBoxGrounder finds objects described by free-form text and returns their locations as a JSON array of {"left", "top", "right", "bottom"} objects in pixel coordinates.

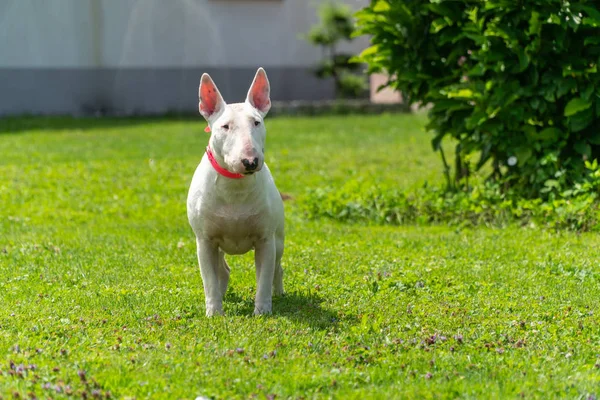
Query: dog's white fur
[{"left": 187, "top": 68, "right": 284, "bottom": 316}]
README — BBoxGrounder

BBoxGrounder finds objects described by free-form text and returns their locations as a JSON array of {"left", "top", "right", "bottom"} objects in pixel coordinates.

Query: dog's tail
[{"left": 279, "top": 192, "right": 293, "bottom": 201}]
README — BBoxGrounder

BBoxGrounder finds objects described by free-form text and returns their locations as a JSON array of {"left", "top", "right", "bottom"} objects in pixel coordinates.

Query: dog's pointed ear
[
  {"left": 199, "top": 73, "right": 226, "bottom": 121},
  {"left": 246, "top": 67, "right": 271, "bottom": 117}
]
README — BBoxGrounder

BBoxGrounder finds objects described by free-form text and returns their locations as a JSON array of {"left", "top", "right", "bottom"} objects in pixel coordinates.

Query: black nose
[{"left": 242, "top": 157, "right": 259, "bottom": 171}]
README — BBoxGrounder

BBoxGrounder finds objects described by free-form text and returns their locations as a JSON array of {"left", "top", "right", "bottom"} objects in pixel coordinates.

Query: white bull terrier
[{"left": 187, "top": 68, "right": 285, "bottom": 316}]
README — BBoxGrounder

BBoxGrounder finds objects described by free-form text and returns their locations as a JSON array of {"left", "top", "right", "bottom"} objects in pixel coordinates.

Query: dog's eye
[
  {"left": 254, "top": 120, "right": 260, "bottom": 126},
  {"left": 222, "top": 124, "right": 229, "bottom": 130}
]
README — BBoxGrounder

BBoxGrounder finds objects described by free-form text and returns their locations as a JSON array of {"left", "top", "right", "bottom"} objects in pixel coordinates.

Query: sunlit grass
[{"left": 1, "top": 114, "right": 599, "bottom": 399}]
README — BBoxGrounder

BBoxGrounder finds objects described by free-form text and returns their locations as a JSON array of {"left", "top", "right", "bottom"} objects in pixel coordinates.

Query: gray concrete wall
[{"left": 0, "top": 0, "right": 369, "bottom": 115}]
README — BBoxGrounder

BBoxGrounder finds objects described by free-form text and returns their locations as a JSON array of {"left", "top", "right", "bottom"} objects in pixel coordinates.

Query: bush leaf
[{"left": 564, "top": 98, "right": 592, "bottom": 117}]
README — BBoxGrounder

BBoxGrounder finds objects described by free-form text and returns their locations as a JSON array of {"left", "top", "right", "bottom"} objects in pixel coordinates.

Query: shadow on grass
[
  {"left": 0, "top": 115, "right": 199, "bottom": 135},
  {"left": 225, "top": 290, "right": 354, "bottom": 330}
]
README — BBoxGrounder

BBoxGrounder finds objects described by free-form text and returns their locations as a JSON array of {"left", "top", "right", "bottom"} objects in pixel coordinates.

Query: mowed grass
[{"left": 1, "top": 114, "right": 600, "bottom": 399}]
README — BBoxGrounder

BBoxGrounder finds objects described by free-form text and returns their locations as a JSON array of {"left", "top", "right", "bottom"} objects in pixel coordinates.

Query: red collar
[{"left": 206, "top": 146, "right": 245, "bottom": 179}]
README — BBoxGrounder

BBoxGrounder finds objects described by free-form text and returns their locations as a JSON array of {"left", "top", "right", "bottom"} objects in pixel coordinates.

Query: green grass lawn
[{"left": 1, "top": 114, "right": 599, "bottom": 399}]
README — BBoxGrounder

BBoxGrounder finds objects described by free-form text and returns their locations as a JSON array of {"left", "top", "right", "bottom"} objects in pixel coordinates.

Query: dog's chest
[{"left": 195, "top": 202, "right": 268, "bottom": 254}]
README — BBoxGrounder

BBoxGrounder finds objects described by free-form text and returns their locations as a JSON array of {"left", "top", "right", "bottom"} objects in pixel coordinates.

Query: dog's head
[{"left": 198, "top": 68, "right": 271, "bottom": 175}]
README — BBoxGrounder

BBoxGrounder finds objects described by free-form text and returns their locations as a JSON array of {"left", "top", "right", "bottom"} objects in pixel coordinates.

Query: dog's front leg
[
  {"left": 254, "top": 236, "right": 276, "bottom": 315},
  {"left": 196, "top": 238, "right": 223, "bottom": 316}
]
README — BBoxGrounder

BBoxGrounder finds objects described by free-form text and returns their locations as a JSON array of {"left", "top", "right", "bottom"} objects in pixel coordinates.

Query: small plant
[
  {"left": 304, "top": 1, "right": 368, "bottom": 98},
  {"left": 301, "top": 171, "right": 600, "bottom": 232}
]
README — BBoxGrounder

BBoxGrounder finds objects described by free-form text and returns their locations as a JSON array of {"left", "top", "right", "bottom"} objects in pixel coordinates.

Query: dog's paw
[
  {"left": 205, "top": 306, "right": 224, "bottom": 317},
  {"left": 253, "top": 304, "right": 272, "bottom": 316}
]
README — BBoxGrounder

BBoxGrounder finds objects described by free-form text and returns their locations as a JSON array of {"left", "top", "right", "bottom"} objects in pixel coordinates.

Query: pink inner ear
[
  {"left": 200, "top": 82, "right": 219, "bottom": 116},
  {"left": 204, "top": 125, "right": 211, "bottom": 133},
  {"left": 249, "top": 75, "right": 270, "bottom": 112}
]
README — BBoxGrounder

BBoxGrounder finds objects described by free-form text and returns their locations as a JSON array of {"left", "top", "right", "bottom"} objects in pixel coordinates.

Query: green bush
[{"left": 355, "top": 0, "right": 600, "bottom": 198}]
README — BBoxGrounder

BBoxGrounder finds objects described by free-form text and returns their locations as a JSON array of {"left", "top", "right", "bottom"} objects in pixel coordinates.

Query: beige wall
[{"left": 370, "top": 73, "right": 402, "bottom": 104}]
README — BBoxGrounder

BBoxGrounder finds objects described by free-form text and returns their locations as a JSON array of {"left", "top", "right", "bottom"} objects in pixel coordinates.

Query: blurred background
[{"left": 0, "top": 0, "right": 401, "bottom": 116}]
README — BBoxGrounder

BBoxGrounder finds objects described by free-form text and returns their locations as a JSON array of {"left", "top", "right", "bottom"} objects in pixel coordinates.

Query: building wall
[{"left": 0, "top": 0, "right": 369, "bottom": 115}]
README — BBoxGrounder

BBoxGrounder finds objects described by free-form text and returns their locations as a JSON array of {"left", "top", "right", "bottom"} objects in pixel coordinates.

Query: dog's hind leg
[{"left": 218, "top": 250, "right": 230, "bottom": 298}]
